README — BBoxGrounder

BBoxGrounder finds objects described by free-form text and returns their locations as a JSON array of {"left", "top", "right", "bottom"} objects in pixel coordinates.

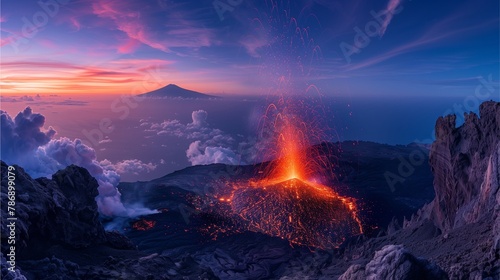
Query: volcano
[
  {"left": 210, "top": 110, "right": 365, "bottom": 249},
  {"left": 228, "top": 178, "right": 363, "bottom": 248},
  {"left": 139, "top": 84, "right": 217, "bottom": 99}
]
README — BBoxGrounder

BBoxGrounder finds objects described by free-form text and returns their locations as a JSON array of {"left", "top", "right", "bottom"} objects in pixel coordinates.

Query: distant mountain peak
[{"left": 139, "top": 84, "right": 217, "bottom": 99}]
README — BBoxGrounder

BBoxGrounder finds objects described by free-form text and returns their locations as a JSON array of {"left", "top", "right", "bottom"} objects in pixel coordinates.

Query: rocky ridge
[
  {"left": 428, "top": 101, "right": 500, "bottom": 232},
  {"left": 0, "top": 161, "right": 107, "bottom": 254},
  {"left": 337, "top": 101, "right": 500, "bottom": 279}
]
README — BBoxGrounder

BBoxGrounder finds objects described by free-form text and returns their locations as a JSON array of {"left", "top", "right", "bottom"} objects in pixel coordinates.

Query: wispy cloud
[
  {"left": 91, "top": 0, "right": 167, "bottom": 52},
  {"left": 89, "top": 0, "right": 215, "bottom": 53},
  {"left": 0, "top": 37, "right": 14, "bottom": 47},
  {"left": 421, "top": 76, "right": 491, "bottom": 86},
  {"left": 117, "top": 38, "right": 140, "bottom": 54},
  {"left": 379, "top": 0, "right": 402, "bottom": 37},
  {"left": 68, "top": 16, "right": 82, "bottom": 31},
  {"left": 344, "top": 17, "right": 498, "bottom": 72}
]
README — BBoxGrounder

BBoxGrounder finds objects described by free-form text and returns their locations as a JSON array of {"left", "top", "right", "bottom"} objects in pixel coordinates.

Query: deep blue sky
[{"left": 1, "top": 0, "right": 498, "bottom": 97}]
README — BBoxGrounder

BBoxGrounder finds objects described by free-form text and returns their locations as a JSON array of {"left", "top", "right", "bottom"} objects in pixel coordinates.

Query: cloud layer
[
  {"left": 1, "top": 108, "right": 155, "bottom": 217},
  {"left": 100, "top": 159, "right": 156, "bottom": 176},
  {"left": 145, "top": 110, "right": 243, "bottom": 166},
  {"left": 186, "top": 141, "right": 240, "bottom": 166}
]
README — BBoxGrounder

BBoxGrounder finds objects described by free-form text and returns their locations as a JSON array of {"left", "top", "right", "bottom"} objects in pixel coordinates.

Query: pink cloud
[
  {"left": 379, "top": 0, "right": 402, "bottom": 37},
  {"left": 110, "top": 58, "right": 175, "bottom": 69},
  {"left": 0, "top": 37, "right": 14, "bottom": 47},
  {"left": 91, "top": 0, "right": 168, "bottom": 52},
  {"left": 89, "top": 0, "right": 215, "bottom": 54},
  {"left": 38, "top": 39, "right": 59, "bottom": 49},
  {"left": 69, "top": 17, "right": 81, "bottom": 31},
  {"left": 115, "top": 21, "right": 168, "bottom": 52},
  {"left": 1, "top": 61, "right": 83, "bottom": 70},
  {"left": 117, "top": 38, "right": 140, "bottom": 54}
]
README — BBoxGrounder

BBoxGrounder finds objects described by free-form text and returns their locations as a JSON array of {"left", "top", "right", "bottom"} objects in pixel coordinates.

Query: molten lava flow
[
  {"left": 229, "top": 177, "right": 362, "bottom": 248},
  {"left": 132, "top": 219, "right": 156, "bottom": 231},
  {"left": 216, "top": 114, "right": 363, "bottom": 249}
]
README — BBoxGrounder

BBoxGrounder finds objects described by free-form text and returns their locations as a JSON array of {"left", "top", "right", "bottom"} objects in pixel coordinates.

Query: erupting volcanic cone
[
  {"left": 209, "top": 109, "right": 363, "bottom": 249},
  {"left": 229, "top": 178, "right": 362, "bottom": 249}
]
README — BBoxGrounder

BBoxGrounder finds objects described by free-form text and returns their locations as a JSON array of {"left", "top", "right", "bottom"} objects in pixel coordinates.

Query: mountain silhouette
[{"left": 139, "top": 84, "right": 216, "bottom": 99}]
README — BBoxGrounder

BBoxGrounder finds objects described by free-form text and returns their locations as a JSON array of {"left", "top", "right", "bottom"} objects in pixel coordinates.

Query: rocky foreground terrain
[
  {"left": 336, "top": 101, "right": 500, "bottom": 279},
  {"left": 1, "top": 101, "right": 499, "bottom": 280}
]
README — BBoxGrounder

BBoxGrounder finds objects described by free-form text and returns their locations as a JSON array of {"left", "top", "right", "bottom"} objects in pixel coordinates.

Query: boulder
[{"left": 339, "top": 245, "right": 448, "bottom": 280}]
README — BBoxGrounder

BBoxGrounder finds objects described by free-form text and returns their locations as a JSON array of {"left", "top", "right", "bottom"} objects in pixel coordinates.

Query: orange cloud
[{"left": 0, "top": 59, "right": 175, "bottom": 95}]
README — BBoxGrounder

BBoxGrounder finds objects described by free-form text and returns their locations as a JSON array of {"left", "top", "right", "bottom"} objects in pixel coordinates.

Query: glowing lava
[
  {"left": 132, "top": 219, "right": 156, "bottom": 231},
  {"left": 218, "top": 114, "right": 363, "bottom": 249},
  {"left": 230, "top": 178, "right": 362, "bottom": 248}
]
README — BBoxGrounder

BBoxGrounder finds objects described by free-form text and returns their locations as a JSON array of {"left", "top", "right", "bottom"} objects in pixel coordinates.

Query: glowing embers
[
  {"left": 132, "top": 218, "right": 157, "bottom": 231},
  {"left": 228, "top": 178, "right": 363, "bottom": 249}
]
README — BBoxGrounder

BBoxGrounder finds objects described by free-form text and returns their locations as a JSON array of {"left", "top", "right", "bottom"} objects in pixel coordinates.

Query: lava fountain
[{"left": 219, "top": 109, "right": 363, "bottom": 249}]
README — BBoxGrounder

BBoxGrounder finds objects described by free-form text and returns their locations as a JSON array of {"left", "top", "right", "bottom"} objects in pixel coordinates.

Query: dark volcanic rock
[
  {"left": 20, "top": 256, "right": 80, "bottom": 280},
  {"left": 339, "top": 245, "right": 448, "bottom": 280},
  {"left": 0, "top": 161, "right": 150, "bottom": 279},
  {"left": 0, "top": 161, "right": 107, "bottom": 254},
  {"left": 105, "top": 231, "right": 137, "bottom": 250},
  {"left": 17, "top": 253, "right": 217, "bottom": 280},
  {"left": 428, "top": 101, "right": 500, "bottom": 231}
]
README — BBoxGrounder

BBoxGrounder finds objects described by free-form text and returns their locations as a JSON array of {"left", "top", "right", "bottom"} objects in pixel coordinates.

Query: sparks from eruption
[{"left": 198, "top": 0, "right": 362, "bottom": 249}]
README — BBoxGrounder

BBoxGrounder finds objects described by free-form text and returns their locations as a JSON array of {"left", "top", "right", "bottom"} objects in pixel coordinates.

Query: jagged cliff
[
  {"left": 0, "top": 161, "right": 107, "bottom": 254},
  {"left": 428, "top": 101, "right": 499, "bottom": 232}
]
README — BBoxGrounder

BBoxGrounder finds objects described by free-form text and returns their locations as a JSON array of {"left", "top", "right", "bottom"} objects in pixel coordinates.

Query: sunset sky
[{"left": 1, "top": 0, "right": 498, "bottom": 96}]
